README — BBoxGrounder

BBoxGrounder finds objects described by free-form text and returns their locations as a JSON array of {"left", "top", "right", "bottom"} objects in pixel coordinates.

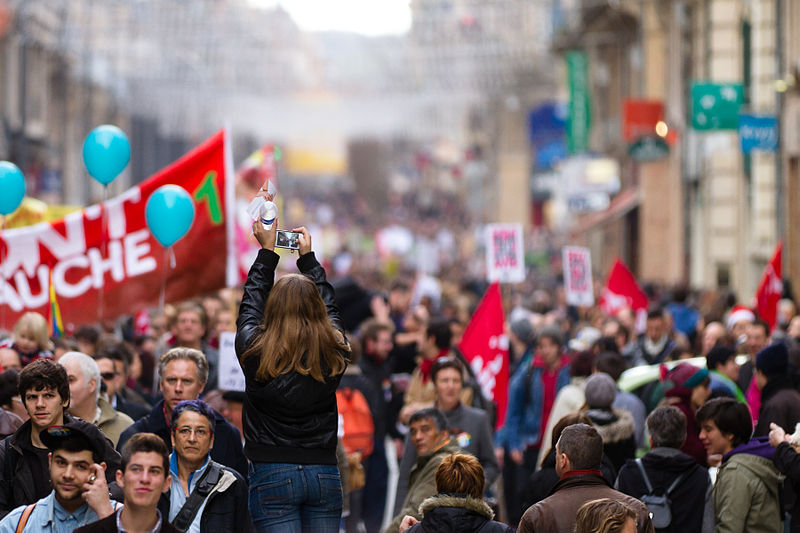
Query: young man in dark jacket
[
  {"left": 616, "top": 405, "right": 713, "bottom": 532},
  {"left": 116, "top": 347, "right": 247, "bottom": 480},
  {"left": 0, "top": 359, "right": 121, "bottom": 519}
]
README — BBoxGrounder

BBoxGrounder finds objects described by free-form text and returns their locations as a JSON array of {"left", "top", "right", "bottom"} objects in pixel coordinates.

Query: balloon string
[
  {"left": 159, "top": 247, "right": 169, "bottom": 312},
  {"left": 169, "top": 247, "right": 176, "bottom": 269},
  {"left": 98, "top": 186, "right": 109, "bottom": 322}
]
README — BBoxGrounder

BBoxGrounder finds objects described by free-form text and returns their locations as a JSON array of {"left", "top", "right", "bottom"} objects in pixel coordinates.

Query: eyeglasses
[
  {"left": 100, "top": 372, "right": 118, "bottom": 380},
  {"left": 175, "top": 427, "right": 212, "bottom": 438}
]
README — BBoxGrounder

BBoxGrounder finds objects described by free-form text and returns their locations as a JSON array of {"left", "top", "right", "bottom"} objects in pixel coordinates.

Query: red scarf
[
  {"left": 420, "top": 348, "right": 451, "bottom": 383},
  {"left": 560, "top": 469, "right": 603, "bottom": 480}
]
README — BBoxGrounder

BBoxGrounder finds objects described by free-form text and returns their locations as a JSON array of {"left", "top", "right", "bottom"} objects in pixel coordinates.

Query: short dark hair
[
  {"left": 647, "top": 308, "right": 665, "bottom": 321},
  {"left": 556, "top": 423, "right": 603, "bottom": 470},
  {"left": 647, "top": 406, "right": 687, "bottom": 449},
  {"left": 539, "top": 326, "right": 563, "bottom": 348},
  {"left": 74, "top": 325, "right": 100, "bottom": 345},
  {"left": 431, "top": 356, "right": 464, "bottom": 383},
  {"left": 170, "top": 400, "right": 216, "bottom": 434},
  {"left": 751, "top": 318, "right": 770, "bottom": 338},
  {"left": 595, "top": 351, "right": 628, "bottom": 382},
  {"left": 706, "top": 346, "right": 736, "bottom": 371},
  {"left": 0, "top": 369, "right": 18, "bottom": 408},
  {"left": 18, "top": 359, "right": 69, "bottom": 407},
  {"left": 94, "top": 337, "right": 135, "bottom": 370},
  {"left": 120, "top": 433, "right": 169, "bottom": 473},
  {"left": 359, "top": 318, "right": 394, "bottom": 344},
  {"left": 570, "top": 351, "right": 595, "bottom": 378},
  {"left": 49, "top": 433, "right": 103, "bottom": 464},
  {"left": 409, "top": 407, "right": 448, "bottom": 432},
  {"left": 426, "top": 319, "right": 453, "bottom": 350},
  {"left": 696, "top": 397, "right": 752, "bottom": 447}
]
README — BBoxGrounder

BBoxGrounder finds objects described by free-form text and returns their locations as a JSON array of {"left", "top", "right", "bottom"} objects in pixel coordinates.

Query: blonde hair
[
  {"left": 575, "top": 499, "right": 637, "bottom": 533},
  {"left": 243, "top": 274, "right": 349, "bottom": 382},
  {"left": 13, "top": 312, "right": 53, "bottom": 351}
]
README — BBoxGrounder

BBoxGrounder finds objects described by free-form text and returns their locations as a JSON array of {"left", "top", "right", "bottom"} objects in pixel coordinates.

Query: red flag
[
  {"left": 598, "top": 258, "right": 648, "bottom": 315},
  {"left": 0, "top": 131, "right": 231, "bottom": 328},
  {"left": 458, "top": 282, "right": 509, "bottom": 430},
  {"left": 755, "top": 241, "right": 783, "bottom": 331}
]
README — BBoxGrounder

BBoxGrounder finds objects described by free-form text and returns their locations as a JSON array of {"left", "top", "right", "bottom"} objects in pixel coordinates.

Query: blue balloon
[
  {"left": 145, "top": 185, "right": 195, "bottom": 247},
  {"left": 0, "top": 161, "right": 26, "bottom": 215},
  {"left": 82, "top": 125, "right": 130, "bottom": 185}
]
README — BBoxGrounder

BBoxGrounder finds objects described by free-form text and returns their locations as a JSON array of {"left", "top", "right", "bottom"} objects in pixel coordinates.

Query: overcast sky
[{"left": 248, "top": 0, "right": 412, "bottom": 36}]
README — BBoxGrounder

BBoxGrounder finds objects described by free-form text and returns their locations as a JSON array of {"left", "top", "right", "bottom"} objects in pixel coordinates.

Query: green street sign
[
  {"left": 691, "top": 82, "right": 744, "bottom": 130},
  {"left": 567, "top": 51, "right": 592, "bottom": 153},
  {"left": 628, "top": 136, "right": 670, "bottom": 162}
]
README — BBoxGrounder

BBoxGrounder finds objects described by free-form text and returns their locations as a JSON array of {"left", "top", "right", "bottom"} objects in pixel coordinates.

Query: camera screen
[{"left": 275, "top": 230, "right": 300, "bottom": 249}]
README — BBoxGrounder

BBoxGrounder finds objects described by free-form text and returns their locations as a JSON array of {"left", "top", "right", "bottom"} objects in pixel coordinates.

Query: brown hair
[
  {"left": 120, "top": 432, "right": 170, "bottom": 473},
  {"left": 243, "top": 274, "right": 349, "bottom": 382},
  {"left": 575, "top": 498, "right": 637, "bottom": 533},
  {"left": 435, "top": 453, "right": 484, "bottom": 498},
  {"left": 542, "top": 412, "right": 592, "bottom": 467}
]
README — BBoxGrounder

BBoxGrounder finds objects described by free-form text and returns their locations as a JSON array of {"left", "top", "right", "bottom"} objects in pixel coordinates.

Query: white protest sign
[
  {"left": 217, "top": 331, "right": 245, "bottom": 391},
  {"left": 485, "top": 224, "right": 525, "bottom": 283},
  {"left": 562, "top": 246, "right": 594, "bottom": 306}
]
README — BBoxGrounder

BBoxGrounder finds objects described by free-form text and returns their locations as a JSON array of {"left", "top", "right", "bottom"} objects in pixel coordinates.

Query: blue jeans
[{"left": 249, "top": 462, "right": 343, "bottom": 533}]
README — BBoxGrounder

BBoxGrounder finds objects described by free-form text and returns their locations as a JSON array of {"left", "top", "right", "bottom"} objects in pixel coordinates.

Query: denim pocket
[
  {"left": 252, "top": 477, "right": 295, "bottom": 520},
  {"left": 317, "top": 473, "right": 343, "bottom": 512}
]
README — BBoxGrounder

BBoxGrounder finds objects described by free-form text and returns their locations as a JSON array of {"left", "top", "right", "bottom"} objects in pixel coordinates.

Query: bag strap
[
  {"left": 15, "top": 503, "right": 36, "bottom": 533},
  {"left": 635, "top": 458, "right": 655, "bottom": 493},
  {"left": 171, "top": 462, "right": 223, "bottom": 532}
]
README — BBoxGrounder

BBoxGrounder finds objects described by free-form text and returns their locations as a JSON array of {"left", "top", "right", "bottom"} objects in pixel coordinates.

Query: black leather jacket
[{"left": 235, "top": 249, "right": 348, "bottom": 465}]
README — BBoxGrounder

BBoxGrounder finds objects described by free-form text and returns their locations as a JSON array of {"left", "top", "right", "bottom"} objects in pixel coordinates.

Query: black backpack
[{"left": 634, "top": 458, "right": 687, "bottom": 530}]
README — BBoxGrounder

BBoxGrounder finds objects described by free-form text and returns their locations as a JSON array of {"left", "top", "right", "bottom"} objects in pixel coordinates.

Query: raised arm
[{"left": 235, "top": 220, "right": 279, "bottom": 359}]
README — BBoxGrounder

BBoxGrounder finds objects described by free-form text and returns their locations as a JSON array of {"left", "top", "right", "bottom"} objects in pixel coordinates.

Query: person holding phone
[{"left": 235, "top": 218, "right": 351, "bottom": 533}]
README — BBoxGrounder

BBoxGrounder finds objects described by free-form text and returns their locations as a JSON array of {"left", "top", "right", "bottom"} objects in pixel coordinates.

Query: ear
[
  {"left": 162, "top": 474, "right": 172, "bottom": 493},
  {"left": 89, "top": 378, "right": 97, "bottom": 396},
  {"left": 208, "top": 434, "right": 215, "bottom": 450},
  {"left": 116, "top": 469, "right": 124, "bottom": 488},
  {"left": 170, "top": 431, "right": 176, "bottom": 449}
]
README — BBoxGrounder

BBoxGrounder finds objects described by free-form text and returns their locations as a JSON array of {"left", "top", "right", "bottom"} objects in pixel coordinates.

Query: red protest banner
[
  {"left": 458, "top": 282, "right": 509, "bottom": 430},
  {"left": 755, "top": 241, "right": 783, "bottom": 331},
  {"left": 598, "top": 258, "right": 648, "bottom": 316},
  {"left": 0, "top": 130, "right": 231, "bottom": 330}
]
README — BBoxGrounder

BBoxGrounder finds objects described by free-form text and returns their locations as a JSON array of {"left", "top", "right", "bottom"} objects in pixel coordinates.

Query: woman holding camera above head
[{"left": 235, "top": 217, "right": 351, "bottom": 533}]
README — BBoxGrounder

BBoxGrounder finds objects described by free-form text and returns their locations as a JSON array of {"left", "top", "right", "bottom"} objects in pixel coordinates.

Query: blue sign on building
[
  {"left": 739, "top": 114, "right": 778, "bottom": 154},
  {"left": 529, "top": 102, "right": 568, "bottom": 170}
]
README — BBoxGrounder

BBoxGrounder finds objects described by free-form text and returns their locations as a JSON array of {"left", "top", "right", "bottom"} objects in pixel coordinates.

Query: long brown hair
[{"left": 243, "top": 273, "right": 349, "bottom": 382}]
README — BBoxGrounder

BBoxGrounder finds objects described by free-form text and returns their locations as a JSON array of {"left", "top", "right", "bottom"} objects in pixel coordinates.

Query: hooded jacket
[
  {"left": 615, "top": 447, "right": 713, "bottom": 533},
  {"left": 715, "top": 437, "right": 783, "bottom": 533},
  {"left": 235, "top": 249, "right": 350, "bottom": 466},
  {"left": 383, "top": 440, "right": 461, "bottom": 533},
  {"left": 584, "top": 407, "right": 636, "bottom": 473},
  {"left": 406, "top": 494, "right": 513, "bottom": 533}
]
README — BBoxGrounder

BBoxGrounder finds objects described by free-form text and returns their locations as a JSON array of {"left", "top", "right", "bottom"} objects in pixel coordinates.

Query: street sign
[
  {"left": 567, "top": 51, "right": 591, "bottom": 153},
  {"left": 628, "top": 135, "right": 670, "bottom": 162},
  {"left": 691, "top": 82, "right": 744, "bottom": 130},
  {"left": 623, "top": 99, "right": 664, "bottom": 141},
  {"left": 739, "top": 114, "right": 778, "bottom": 153}
]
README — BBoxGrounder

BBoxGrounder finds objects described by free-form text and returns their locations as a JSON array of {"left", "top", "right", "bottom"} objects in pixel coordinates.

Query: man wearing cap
[
  {"left": 753, "top": 342, "right": 800, "bottom": 437},
  {"left": 0, "top": 422, "right": 120, "bottom": 532},
  {"left": 0, "top": 360, "right": 121, "bottom": 519}
]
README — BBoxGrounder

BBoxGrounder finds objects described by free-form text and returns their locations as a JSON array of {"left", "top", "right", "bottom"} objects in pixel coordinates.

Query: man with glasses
[
  {"left": 161, "top": 400, "right": 251, "bottom": 533},
  {"left": 94, "top": 341, "right": 150, "bottom": 421}
]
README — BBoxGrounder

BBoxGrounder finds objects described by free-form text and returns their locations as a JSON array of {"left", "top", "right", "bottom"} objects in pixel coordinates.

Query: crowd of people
[{"left": 0, "top": 210, "right": 798, "bottom": 532}]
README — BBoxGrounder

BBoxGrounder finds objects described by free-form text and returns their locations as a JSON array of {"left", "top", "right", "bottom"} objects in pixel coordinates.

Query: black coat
[
  {"left": 407, "top": 494, "right": 513, "bottom": 533},
  {"left": 616, "top": 447, "right": 711, "bottom": 533},
  {"left": 773, "top": 442, "right": 800, "bottom": 533},
  {"left": 116, "top": 400, "right": 247, "bottom": 481},
  {"left": 754, "top": 376, "right": 800, "bottom": 437},
  {"left": 235, "top": 250, "right": 349, "bottom": 466}
]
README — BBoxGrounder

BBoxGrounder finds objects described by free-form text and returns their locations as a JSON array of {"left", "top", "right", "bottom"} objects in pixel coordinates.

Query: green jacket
[
  {"left": 383, "top": 440, "right": 461, "bottom": 533},
  {"left": 714, "top": 448, "right": 783, "bottom": 533}
]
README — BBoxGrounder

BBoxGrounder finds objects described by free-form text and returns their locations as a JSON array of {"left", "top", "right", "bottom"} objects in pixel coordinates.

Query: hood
[
  {"left": 641, "top": 447, "right": 699, "bottom": 473},
  {"left": 418, "top": 493, "right": 494, "bottom": 521},
  {"left": 724, "top": 436, "right": 774, "bottom": 462},
  {"left": 587, "top": 408, "right": 634, "bottom": 443}
]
